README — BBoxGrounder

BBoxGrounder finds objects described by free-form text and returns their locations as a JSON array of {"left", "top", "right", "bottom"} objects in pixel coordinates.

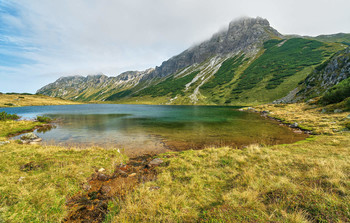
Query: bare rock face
[
  {"left": 143, "top": 17, "right": 283, "bottom": 81},
  {"left": 289, "top": 47, "right": 350, "bottom": 102},
  {"left": 37, "top": 17, "right": 283, "bottom": 101}
]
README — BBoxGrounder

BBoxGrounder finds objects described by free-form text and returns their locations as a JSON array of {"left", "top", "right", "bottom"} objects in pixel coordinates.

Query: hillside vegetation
[
  {"left": 36, "top": 18, "right": 348, "bottom": 105},
  {"left": 0, "top": 93, "right": 80, "bottom": 108}
]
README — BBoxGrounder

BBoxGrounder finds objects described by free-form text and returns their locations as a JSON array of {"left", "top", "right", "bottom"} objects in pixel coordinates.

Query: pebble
[
  {"left": 149, "top": 186, "right": 160, "bottom": 191},
  {"left": 290, "top": 123, "right": 299, "bottom": 128},
  {"left": 149, "top": 158, "right": 163, "bottom": 166},
  {"left": 0, "top": 141, "right": 10, "bottom": 146},
  {"left": 128, "top": 173, "right": 137, "bottom": 177}
]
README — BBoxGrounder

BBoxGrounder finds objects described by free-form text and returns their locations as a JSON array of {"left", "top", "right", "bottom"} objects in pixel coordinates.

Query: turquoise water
[{"left": 2, "top": 104, "right": 307, "bottom": 156}]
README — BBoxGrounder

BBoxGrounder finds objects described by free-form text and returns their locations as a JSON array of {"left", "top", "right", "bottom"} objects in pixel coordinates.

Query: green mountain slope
[
  {"left": 118, "top": 39, "right": 343, "bottom": 105},
  {"left": 283, "top": 47, "right": 350, "bottom": 109},
  {"left": 37, "top": 17, "right": 349, "bottom": 106}
]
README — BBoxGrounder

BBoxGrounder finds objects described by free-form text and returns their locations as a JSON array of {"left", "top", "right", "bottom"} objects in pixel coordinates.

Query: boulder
[
  {"left": 290, "top": 123, "right": 299, "bottom": 128},
  {"left": 0, "top": 141, "right": 10, "bottom": 146},
  {"left": 149, "top": 158, "right": 163, "bottom": 166},
  {"left": 21, "top": 133, "right": 39, "bottom": 140},
  {"left": 334, "top": 109, "right": 343, "bottom": 113}
]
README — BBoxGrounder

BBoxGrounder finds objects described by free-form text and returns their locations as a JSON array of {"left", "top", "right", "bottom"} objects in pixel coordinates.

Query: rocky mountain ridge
[{"left": 37, "top": 17, "right": 349, "bottom": 105}]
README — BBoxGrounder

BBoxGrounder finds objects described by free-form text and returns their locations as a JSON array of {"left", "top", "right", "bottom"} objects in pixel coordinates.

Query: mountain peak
[
  {"left": 228, "top": 16, "right": 270, "bottom": 29},
  {"left": 144, "top": 16, "right": 282, "bottom": 80}
]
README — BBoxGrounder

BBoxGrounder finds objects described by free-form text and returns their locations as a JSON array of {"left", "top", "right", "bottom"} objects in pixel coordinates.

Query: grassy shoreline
[
  {"left": 0, "top": 103, "right": 349, "bottom": 222},
  {"left": 0, "top": 94, "right": 81, "bottom": 108}
]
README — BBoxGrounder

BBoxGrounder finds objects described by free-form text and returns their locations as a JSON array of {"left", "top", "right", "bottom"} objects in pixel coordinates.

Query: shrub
[
  {"left": 345, "top": 121, "right": 350, "bottom": 129},
  {"left": 320, "top": 78, "right": 350, "bottom": 105},
  {"left": 135, "top": 71, "right": 200, "bottom": 97},
  {"left": 233, "top": 38, "right": 326, "bottom": 92},
  {"left": 36, "top": 116, "right": 52, "bottom": 123},
  {"left": 0, "top": 111, "right": 20, "bottom": 121}
]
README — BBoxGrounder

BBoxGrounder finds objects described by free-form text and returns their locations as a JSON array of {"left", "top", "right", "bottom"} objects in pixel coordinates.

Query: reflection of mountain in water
[{"left": 6, "top": 104, "right": 308, "bottom": 155}]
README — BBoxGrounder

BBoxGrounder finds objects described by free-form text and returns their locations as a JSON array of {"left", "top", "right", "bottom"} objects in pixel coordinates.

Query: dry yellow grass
[
  {"left": 108, "top": 103, "right": 350, "bottom": 222},
  {"left": 110, "top": 133, "right": 350, "bottom": 222},
  {"left": 0, "top": 142, "right": 127, "bottom": 222},
  {"left": 0, "top": 103, "right": 349, "bottom": 222},
  {"left": 0, "top": 94, "right": 81, "bottom": 107},
  {"left": 254, "top": 103, "right": 350, "bottom": 134}
]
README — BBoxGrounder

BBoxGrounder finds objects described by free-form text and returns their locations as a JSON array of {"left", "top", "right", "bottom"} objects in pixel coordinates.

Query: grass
[
  {"left": 36, "top": 116, "right": 53, "bottom": 123},
  {"left": 233, "top": 38, "right": 326, "bottom": 93},
  {"left": 0, "top": 120, "right": 42, "bottom": 138},
  {"left": 201, "top": 55, "right": 245, "bottom": 90},
  {"left": 111, "top": 133, "right": 350, "bottom": 222},
  {"left": 0, "top": 94, "right": 81, "bottom": 108},
  {"left": 0, "top": 143, "right": 127, "bottom": 222},
  {"left": 109, "top": 103, "right": 350, "bottom": 222},
  {"left": 135, "top": 71, "right": 200, "bottom": 98},
  {"left": 254, "top": 103, "right": 350, "bottom": 134},
  {"left": 0, "top": 103, "right": 350, "bottom": 222}
]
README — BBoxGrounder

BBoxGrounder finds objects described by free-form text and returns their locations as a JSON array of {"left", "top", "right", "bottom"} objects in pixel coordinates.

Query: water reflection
[{"left": 4, "top": 104, "right": 308, "bottom": 155}]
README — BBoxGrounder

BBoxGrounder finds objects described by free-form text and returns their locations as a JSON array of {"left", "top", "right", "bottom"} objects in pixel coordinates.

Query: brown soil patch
[{"left": 63, "top": 154, "right": 161, "bottom": 223}]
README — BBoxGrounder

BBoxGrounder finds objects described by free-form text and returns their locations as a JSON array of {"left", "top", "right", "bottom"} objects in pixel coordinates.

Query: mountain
[
  {"left": 37, "top": 17, "right": 348, "bottom": 105},
  {"left": 37, "top": 69, "right": 154, "bottom": 101},
  {"left": 275, "top": 47, "right": 350, "bottom": 104}
]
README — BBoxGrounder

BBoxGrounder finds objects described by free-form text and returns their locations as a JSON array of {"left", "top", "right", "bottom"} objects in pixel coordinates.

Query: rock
[
  {"left": 100, "top": 185, "right": 111, "bottom": 194},
  {"left": 82, "top": 183, "right": 91, "bottom": 191},
  {"left": 347, "top": 115, "right": 350, "bottom": 119},
  {"left": 306, "top": 99, "right": 315, "bottom": 104},
  {"left": 149, "top": 186, "right": 160, "bottom": 191},
  {"left": 321, "top": 108, "right": 327, "bottom": 113},
  {"left": 128, "top": 173, "right": 136, "bottom": 177},
  {"left": 334, "top": 109, "right": 343, "bottom": 113},
  {"left": 21, "top": 133, "right": 39, "bottom": 140},
  {"left": 115, "top": 169, "right": 128, "bottom": 177},
  {"left": 98, "top": 168, "right": 105, "bottom": 172},
  {"left": 149, "top": 158, "right": 163, "bottom": 166},
  {"left": 0, "top": 141, "right": 10, "bottom": 146},
  {"left": 290, "top": 123, "right": 299, "bottom": 128},
  {"left": 31, "top": 138, "right": 42, "bottom": 142},
  {"left": 18, "top": 176, "right": 25, "bottom": 182},
  {"left": 97, "top": 173, "right": 108, "bottom": 181}
]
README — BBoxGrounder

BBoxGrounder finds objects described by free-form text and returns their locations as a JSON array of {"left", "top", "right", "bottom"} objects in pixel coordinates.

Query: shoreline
[{"left": 0, "top": 102, "right": 349, "bottom": 222}]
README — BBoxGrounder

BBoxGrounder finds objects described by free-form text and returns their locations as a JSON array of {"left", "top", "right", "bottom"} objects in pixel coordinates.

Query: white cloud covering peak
[{"left": 1, "top": 0, "right": 350, "bottom": 92}]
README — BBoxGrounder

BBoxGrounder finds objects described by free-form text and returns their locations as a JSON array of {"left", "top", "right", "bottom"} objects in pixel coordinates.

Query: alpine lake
[{"left": 3, "top": 104, "right": 307, "bottom": 156}]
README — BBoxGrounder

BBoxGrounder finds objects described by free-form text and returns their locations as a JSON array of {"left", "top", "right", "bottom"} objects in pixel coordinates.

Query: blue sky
[{"left": 1, "top": 0, "right": 350, "bottom": 93}]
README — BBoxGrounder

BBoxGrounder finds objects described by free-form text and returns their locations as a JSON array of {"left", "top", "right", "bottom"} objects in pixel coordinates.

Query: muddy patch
[{"left": 63, "top": 155, "right": 165, "bottom": 223}]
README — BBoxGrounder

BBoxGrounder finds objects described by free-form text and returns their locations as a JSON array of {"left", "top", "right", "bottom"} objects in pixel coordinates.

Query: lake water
[{"left": 2, "top": 104, "right": 307, "bottom": 156}]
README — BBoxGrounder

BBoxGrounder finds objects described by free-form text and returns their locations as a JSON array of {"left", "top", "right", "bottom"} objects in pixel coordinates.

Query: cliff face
[
  {"left": 284, "top": 47, "right": 350, "bottom": 103},
  {"left": 37, "top": 17, "right": 347, "bottom": 105},
  {"left": 142, "top": 17, "right": 283, "bottom": 81},
  {"left": 36, "top": 69, "right": 154, "bottom": 101}
]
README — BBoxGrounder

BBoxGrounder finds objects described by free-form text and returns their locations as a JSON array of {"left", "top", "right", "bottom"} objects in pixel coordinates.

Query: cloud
[{"left": 1, "top": 0, "right": 350, "bottom": 93}]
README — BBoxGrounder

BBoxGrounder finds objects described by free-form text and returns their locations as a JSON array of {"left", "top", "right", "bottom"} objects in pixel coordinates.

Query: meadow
[{"left": 0, "top": 102, "right": 349, "bottom": 222}]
